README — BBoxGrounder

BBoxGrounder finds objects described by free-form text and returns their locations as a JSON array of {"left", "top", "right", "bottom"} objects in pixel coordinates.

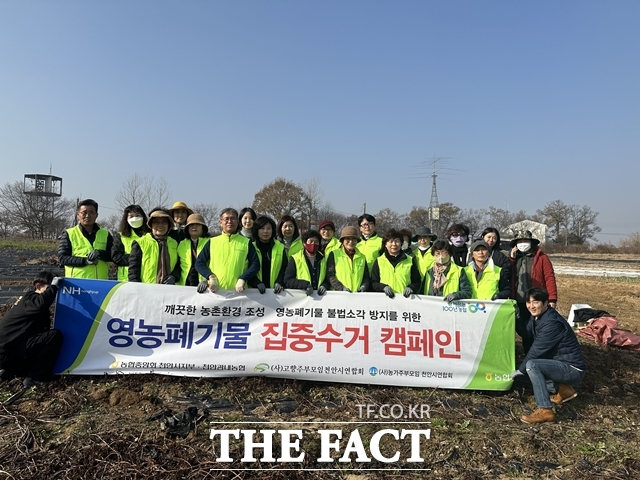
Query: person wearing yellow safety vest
[
  {"left": 284, "top": 230, "right": 330, "bottom": 296},
  {"left": 178, "top": 213, "right": 210, "bottom": 286},
  {"left": 195, "top": 208, "right": 260, "bottom": 293},
  {"left": 168, "top": 201, "right": 194, "bottom": 244},
  {"left": 326, "top": 226, "right": 370, "bottom": 292},
  {"left": 423, "top": 240, "right": 471, "bottom": 302},
  {"left": 318, "top": 219, "right": 340, "bottom": 257},
  {"left": 464, "top": 239, "right": 511, "bottom": 300},
  {"left": 58, "top": 199, "right": 113, "bottom": 279},
  {"left": 111, "top": 205, "right": 149, "bottom": 282},
  {"left": 277, "top": 215, "right": 303, "bottom": 258},
  {"left": 248, "top": 216, "right": 288, "bottom": 294},
  {"left": 355, "top": 214, "right": 383, "bottom": 271},
  {"left": 371, "top": 229, "right": 421, "bottom": 298},
  {"left": 411, "top": 226, "right": 438, "bottom": 279},
  {"left": 129, "top": 209, "right": 181, "bottom": 284}
]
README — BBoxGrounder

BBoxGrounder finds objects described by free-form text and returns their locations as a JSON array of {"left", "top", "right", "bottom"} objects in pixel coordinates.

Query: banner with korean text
[{"left": 53, "top": 279, "right": 516, "bottom": 390}]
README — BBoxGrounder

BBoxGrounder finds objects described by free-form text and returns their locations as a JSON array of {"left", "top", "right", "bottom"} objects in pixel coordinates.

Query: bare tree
[
  {"left": 300, "top": 177, "right": 323, "bottom": 230},
  {"left": 484, "top": 206, "right": 529, "bottom": 233},
  {"left": 405, "top": 206, "right": 430, "bottom": 232},
  {"left": 191, "top": 202, "right": 221, "bottom": 235},
  {"left": 435, "top": 202, "right": 462, "bottom": 239},
  {"left": 537, "top": 200, "right": 599, "bottom": 245},
  {"left": 114, "top": 174, "right": 173, "bottom": 214},
  {"left": 536, "top": 200, "right": 571, "bottom": 243},
  {"left": 373, "top": 208, "right": 405, "bottom": 234},
  {"left": 456, "top": 208, "right": 486, "bottom": 240},
  {"left": 0, "top": 181, "right": 76, "bottom": 239}
]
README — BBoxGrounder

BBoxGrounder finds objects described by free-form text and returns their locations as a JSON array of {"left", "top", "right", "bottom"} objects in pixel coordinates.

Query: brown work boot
[
  {"left": 521, "top": 408, "right": 556, "bottom": 424},
  {"left": 550, "top": 384, "right": 577, "bottom": 405}
]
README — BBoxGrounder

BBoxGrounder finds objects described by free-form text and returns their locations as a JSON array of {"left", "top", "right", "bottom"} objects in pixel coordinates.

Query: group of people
[
  {"left": 56, "top": 200, "right": 559, "bottom": 307},
  {"left": 1, "top": 198, "right": 586, "bottom": 423}
]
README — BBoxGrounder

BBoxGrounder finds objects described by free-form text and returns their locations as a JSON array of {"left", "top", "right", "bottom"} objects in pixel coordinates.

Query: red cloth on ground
[{"left": 577, "top": 317, "right": 640, "bottom": 352}]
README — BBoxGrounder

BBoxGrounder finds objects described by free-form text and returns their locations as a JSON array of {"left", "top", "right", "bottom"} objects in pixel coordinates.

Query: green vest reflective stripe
[
  {"left": 356, "top": 235, "right": 383, "bottom": 270},
  {"left": 291, "top": 251, "right": 326, "bottom": 286},
  {"left": 414, "top": 249, "right": 435, "bottom": 278},
  {"left": 177, "top": 237, "right": 209, "bottom": 285},
  {"left": 332, "top": 248, "right": 366, "bottom": 292},
  {"left": 376, "top": 255, "right": 413, "bottom": 294},
  {"left": 286, "top": 237, "right": 303, "bottom": 258},
  {"left": 464, "top": 264, "right": 502, "bottom": 300},
  {"left": 324, "top": 237, "right": 340, "bottom": 257},
  {"left": 208, "top": 234, "right": 249, "bottom": 290},
  {"left": 65, "top": 225, "right": 110, "bottom": 279},
  {"left": 253, "top": 240, "right": 285, "bottom": 288},
  {"left": 117, "top": 231, "right": 141, "bottom": 282},
  {"left": 424, "top": 263, "right": 463, "bottom": 296},
  {"left": 135, "top": 234, "right": 179, "bottom": 284}
]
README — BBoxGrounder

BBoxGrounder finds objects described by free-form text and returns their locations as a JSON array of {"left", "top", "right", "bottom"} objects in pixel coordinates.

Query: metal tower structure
[
  {"left": 413, "top": 154, "right": 461, "bottom": 235},
  {"left": 428, "top": 168, "right": 440, "bottom": 233}
]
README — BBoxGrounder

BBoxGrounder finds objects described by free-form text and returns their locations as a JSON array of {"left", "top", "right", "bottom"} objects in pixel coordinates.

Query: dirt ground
[{"left": 1, "top": 252, "right": 640, "bottom": 479}]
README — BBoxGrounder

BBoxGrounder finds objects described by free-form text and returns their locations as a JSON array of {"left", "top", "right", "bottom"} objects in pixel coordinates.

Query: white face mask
[
  {"left": 418, "top": 245, "right": 429, "bottom": 251},
  {"left": 516, "top": 242, "right": 532, "bottom": 253},
  {"left": 128, "top": 216, "right": 144, "bottom": 229},
  {"left": 402, "top": 241, "right": 409, "bottom": 250}
]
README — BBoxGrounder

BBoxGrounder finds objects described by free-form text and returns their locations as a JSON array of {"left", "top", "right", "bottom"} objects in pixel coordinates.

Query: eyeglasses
[
  {"left": 360, "top": 223, "right": 374, "bottom": 228},
  {"left": 221, "top": 217, "right": 237, "bottom": 223},
  {"left": 78, "top": 210, "right": 97, "bottom": 217}
]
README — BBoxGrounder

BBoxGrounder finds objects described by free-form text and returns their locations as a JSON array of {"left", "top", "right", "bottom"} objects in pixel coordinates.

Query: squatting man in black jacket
[
  {"left": 511, "top": 287, "right": 586, "bottom": 424},
  {"left": 0, "top": 271, "right": 63, "bottom": 389}
]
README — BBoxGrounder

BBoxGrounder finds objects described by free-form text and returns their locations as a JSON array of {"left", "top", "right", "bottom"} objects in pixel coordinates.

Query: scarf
[
  {"left": 515, "top": 252, "right": 534, "bottom": 302},
  {"left": 155, "top": 235, "right": 171, "bottom": 284},
  {"left": 432, "top": 262, "right": 449, "bottom": 293}
]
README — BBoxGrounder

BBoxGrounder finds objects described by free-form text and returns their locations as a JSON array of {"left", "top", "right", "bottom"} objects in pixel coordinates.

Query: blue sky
[{"left": 1, "top": 1, "right": 638, "bottom": 242}]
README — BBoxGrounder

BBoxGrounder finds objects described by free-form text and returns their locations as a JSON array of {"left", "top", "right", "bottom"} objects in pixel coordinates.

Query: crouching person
[
  {"left": 513, "top": 287, "right": 586, "bottom": 424},
  {"left": 0, "top": 271, "right": 63, "bottom": 389}
]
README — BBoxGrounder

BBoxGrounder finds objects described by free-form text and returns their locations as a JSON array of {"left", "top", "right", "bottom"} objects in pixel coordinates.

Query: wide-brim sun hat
[
  {"left": 169, "top": 201, "right": 194, "bottom": 216},
  {"left": 509, "top": 230, "right": 541, "bottom": 248},
  {"left": 186, "top": 213, "right": 206, "bottom": 227},
  {"left": 339, "top": 226, "right": 360, "bottom": 242},
  {"left": 147, "top": 209, "right": 175, "bottom": 230},
  {"left": 412, "top": 226, "right": 437, "bottom": 242}
]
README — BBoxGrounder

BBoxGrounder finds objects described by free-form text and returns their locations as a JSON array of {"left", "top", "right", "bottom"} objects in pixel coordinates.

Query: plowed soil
[{"left": 1, "top": 250, "right": 639, "bottom": 479}]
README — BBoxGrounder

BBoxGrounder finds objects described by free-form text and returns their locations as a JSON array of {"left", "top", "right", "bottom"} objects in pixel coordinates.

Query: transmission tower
[
  {"left": 428, "top": 168, "right": 440, "bottom": 233},
  {"left": 412, "top": 155, "right": 461, "bottom": 234}
]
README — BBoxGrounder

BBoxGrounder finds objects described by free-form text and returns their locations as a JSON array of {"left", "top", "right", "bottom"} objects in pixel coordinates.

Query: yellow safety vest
[
  {"left": 376, "top": 255, "right": 413, "bottom": 294},
  {"left": 208, "top": 233, "right": 249, "bottom": 290},
  {"left": 414, "top": 249, "right": 435, "bottom": 278},
  {"left": 177, "top": 237, "right": 209, "bottom": 285},
  {"left": 331, "top": 248, "right": 366, "bottom": 292},
  {"left": 116, "top": 231, "right": 141, "bottom": 282},
  {"left": 464, "top": 263, "right": 502, "bottom": 300},
  {"left": 286, "top": 237, "right": 303, "bottom": 258},
  {"left": 65, "top": 225, "right": 110, "bottom": 279},
  {"left": 356, "top": 234, "right": 383, "bottom": 270},
  {"left": 424, "top": 263, "right": 463, "bottom": 296},
  {"left": 135, "top": 234, "right": 179, "bottom": 284},
  {"left": 291, "top": 251, "right": 326, "bottom": 286},
  {"left": 323, "top": 237, "right": 340, "bottom": 257},
  {"left": 253, "top": 240, "right": 285, "bottom": 288}
]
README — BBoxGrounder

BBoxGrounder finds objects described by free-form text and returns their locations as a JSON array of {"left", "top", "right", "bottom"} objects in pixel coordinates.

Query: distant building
[{"left": 503, "top": 220, "right": 549, "bottom": 246}]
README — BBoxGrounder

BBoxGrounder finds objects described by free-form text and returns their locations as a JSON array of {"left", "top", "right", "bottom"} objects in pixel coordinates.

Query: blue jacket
[{"left": 518, "top": 306, "right": 586, "bottom": 373}]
